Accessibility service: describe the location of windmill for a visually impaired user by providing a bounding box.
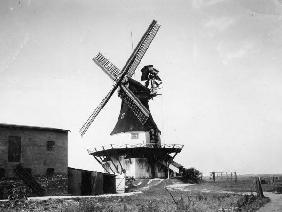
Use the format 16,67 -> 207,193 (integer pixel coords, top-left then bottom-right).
79,20 -> 160,136
80,20 -> 183,179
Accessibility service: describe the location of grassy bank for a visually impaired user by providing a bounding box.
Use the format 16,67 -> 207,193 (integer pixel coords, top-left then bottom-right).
0,178 -> 270,212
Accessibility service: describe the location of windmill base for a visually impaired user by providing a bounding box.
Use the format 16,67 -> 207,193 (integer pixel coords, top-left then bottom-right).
89,144 -> 183,179
104,157 -> 169,179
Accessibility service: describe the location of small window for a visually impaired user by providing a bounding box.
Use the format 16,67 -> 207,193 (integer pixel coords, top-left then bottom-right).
131,132 -> 139,139
8,136 -> 21,162
46,141 -> 55,151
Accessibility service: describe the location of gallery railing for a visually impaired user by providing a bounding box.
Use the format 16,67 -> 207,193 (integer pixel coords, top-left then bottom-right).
87,143 -> 184,154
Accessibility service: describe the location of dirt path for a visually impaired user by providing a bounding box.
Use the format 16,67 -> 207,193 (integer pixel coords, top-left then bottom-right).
256,192 -> 282,212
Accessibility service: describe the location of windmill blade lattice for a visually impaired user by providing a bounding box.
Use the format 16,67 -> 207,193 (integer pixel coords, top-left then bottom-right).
126,21 -> 160,78
93,53 -> 120,82
120,84 -> 150,124
79,86 -> 116,136
93,52 -> 151,124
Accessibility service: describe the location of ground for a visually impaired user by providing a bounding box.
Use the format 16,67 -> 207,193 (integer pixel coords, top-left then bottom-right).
256,192 -> 282,212
0,177 -> 273,212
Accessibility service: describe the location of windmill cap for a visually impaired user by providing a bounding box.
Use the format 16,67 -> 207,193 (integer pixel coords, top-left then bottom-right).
141,65 -> 159,73
144,65 -> 153,68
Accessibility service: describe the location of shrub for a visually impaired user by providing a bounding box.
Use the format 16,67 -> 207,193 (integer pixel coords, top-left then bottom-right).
181,168 -> 202,184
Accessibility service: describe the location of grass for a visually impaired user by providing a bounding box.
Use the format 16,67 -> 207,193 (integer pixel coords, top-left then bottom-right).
0,177 -> 271,212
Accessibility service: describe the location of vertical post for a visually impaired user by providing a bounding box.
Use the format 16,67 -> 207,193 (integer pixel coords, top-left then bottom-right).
167,162 -> 170,179
116,155 -> 125,174
234,172 -> 237,183
255,177 -> 264,198
212,172 -> 215,182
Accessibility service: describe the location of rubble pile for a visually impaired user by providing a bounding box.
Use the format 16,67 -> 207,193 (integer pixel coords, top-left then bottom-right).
36,174 -> 68,196
0,174 -> 68,199
0,178 -> 32,200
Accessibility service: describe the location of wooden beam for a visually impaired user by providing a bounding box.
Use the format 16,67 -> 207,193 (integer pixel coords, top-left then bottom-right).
116,155 -> 125,173
93,156 -> 110,174
99,156 -> 115,174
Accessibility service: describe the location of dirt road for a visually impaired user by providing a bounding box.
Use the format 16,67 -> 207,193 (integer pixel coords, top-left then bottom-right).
257,192 -> 282,212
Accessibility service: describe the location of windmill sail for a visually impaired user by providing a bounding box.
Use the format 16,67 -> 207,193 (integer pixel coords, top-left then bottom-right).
126,20 -> 160,78
80,20 -> 160,136
93,53 -> 120,82
93,52 -> 152,124
94,20 -> 160,82
120,85 -> 150,124
111,78 -> 160,135
79,86 -> 116,136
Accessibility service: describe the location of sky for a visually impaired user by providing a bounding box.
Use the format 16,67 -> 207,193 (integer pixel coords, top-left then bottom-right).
1,0 -> 282,175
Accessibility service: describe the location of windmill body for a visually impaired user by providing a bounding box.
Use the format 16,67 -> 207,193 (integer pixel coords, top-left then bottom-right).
81,20 -> 183,179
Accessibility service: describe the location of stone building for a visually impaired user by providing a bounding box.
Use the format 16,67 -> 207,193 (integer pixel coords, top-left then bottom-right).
0,123 -> 68,178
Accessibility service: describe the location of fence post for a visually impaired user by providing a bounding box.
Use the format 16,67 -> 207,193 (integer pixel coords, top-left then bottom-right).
212,172 -> 215,182
255,177 -> 264,198
167,162 -> 170,179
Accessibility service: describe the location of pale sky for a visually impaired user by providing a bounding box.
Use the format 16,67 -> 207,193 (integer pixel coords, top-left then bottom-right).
1,0 -> 282,175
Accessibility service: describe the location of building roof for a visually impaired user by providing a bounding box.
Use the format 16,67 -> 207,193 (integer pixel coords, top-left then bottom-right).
0,123 -> 69,133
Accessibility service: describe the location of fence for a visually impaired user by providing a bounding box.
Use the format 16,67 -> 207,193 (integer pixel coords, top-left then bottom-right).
209,171 -> 238,182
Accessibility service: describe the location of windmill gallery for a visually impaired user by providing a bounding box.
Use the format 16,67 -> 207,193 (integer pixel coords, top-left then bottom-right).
0,20 -> 185,197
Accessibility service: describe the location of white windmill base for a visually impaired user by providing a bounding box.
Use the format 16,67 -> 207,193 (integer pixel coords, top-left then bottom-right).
88,144 -> 183,179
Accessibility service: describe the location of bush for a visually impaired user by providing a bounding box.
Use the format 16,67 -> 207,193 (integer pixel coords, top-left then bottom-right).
181,168 -> 202,184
